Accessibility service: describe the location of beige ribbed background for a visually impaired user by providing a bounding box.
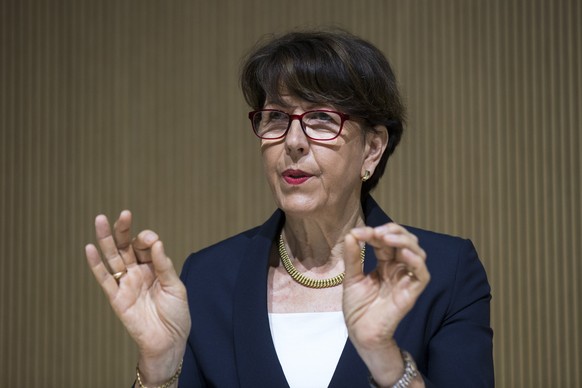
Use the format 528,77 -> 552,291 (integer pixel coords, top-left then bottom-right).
1,0 -> 580,386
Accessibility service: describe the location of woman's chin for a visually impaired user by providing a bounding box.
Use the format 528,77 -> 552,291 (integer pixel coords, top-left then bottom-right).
276,194 -> 322,216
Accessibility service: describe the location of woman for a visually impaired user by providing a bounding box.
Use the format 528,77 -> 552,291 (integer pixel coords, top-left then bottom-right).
86,29 -> 493,387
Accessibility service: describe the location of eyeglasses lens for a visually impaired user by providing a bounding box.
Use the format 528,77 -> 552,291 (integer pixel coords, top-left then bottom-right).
252,110 -> 343,140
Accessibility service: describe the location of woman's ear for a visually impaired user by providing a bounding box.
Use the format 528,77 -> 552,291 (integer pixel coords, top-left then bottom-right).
363,125 -> 389,174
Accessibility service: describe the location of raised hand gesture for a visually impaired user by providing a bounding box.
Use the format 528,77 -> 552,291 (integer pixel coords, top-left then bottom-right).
85,211 -> 190,386
342,223 -> 429,387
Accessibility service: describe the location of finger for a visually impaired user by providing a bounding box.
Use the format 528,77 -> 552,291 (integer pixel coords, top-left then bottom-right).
343,232 -> 366,282
113,210 -> 137,266
85,243 -> 119,300
378,224 -> 423,254
351,226 -> 398,266
380,233 -> 426,260
95,215 -> 127,273
378,241 -> 425,284
349,226 -> 375,242
150,241 -> 181,288
351,224 -> 401,251
351,224 -> 426,265
391,275 -> 420,313
363,223 -> 425,261
398,248 -> 430,285
132,230 -> 159,264
389,250 -> 431,314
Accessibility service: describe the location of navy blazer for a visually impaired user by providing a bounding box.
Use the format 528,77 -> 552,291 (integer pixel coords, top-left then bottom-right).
178,197 -> 494,387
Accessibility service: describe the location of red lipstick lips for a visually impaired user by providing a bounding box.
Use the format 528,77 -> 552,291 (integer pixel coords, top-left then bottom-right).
282,169 -> 313,185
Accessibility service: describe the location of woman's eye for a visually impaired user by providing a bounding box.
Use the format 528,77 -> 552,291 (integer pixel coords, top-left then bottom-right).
310,112 -> 333,121
305,111 -> 342,125
268,111 -> 288,121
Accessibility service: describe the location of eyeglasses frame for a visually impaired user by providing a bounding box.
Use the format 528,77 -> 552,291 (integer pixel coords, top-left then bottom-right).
248,109 -> 351,141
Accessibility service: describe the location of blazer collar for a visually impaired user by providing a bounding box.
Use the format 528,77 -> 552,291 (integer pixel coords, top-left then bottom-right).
233,196 -> 392,387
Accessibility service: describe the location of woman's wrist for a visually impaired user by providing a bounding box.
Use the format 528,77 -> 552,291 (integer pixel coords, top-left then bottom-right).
363,344 -> 405,386
136,346 -> 186,387
136,358 -> 183,388
368,350 -> 420,388
354,338 -> 423,387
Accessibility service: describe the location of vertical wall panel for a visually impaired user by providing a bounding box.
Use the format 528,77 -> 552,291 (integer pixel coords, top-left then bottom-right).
0,0 -> 580,386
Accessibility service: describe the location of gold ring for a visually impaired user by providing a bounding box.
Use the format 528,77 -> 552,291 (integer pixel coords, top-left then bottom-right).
112,270 -> 128,283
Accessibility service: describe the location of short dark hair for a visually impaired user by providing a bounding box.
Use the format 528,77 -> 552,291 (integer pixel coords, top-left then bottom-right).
240,28 -> 405,197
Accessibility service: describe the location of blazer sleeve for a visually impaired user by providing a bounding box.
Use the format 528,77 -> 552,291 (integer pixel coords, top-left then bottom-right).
423,239 -> 494,388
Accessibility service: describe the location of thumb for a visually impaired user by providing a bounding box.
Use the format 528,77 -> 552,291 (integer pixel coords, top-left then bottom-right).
150,240 -> 181,288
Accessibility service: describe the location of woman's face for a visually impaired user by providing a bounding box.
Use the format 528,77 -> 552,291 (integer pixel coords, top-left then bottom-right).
259,95 -> 387,220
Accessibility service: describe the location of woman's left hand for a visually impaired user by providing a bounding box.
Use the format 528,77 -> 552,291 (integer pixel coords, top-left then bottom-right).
342,223 -> 429,385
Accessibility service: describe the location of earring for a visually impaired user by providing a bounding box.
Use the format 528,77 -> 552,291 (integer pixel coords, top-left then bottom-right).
361,170 -> 371,182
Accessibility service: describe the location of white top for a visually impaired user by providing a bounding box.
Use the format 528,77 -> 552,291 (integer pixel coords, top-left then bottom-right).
268,311 -> 348,388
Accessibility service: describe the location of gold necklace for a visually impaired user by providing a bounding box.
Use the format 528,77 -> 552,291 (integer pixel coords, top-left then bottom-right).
278,234 -> 365,289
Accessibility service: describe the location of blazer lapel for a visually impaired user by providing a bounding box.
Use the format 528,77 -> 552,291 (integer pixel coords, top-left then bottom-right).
233,210 -> 289,387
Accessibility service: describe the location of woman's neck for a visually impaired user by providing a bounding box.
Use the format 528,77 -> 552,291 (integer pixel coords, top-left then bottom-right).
281,202 -> 365,270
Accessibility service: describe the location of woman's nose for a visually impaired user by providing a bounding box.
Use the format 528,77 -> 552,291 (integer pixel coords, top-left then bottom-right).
284,120 -> 309,155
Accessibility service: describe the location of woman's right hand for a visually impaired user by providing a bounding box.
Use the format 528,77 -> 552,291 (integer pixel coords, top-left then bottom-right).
85,210 -> 191,385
